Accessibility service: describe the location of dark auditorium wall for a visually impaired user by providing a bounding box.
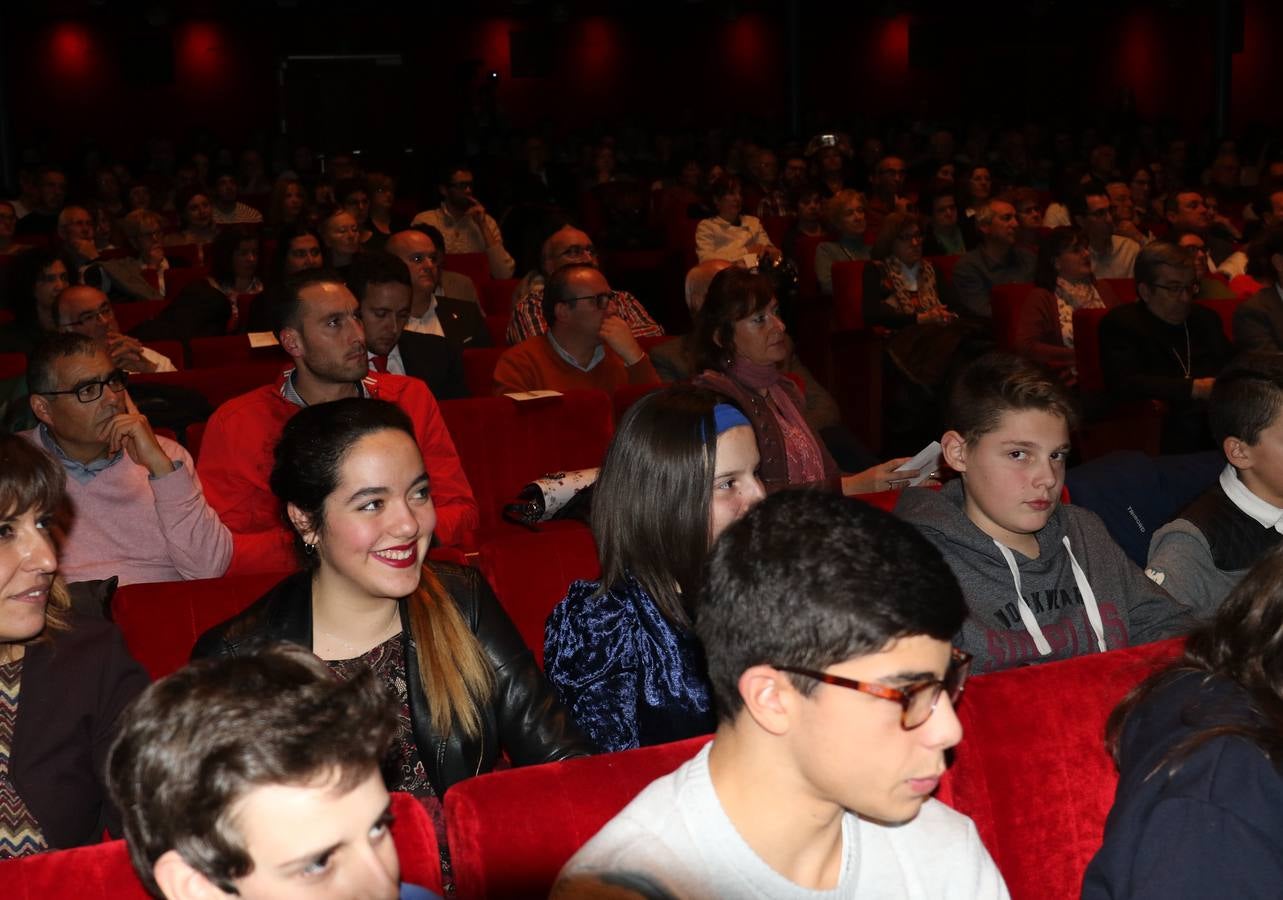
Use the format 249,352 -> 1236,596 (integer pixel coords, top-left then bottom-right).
5,1 -> 1282,161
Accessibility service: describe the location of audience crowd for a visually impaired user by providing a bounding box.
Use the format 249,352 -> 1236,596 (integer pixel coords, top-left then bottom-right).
8,111 -> 1283,898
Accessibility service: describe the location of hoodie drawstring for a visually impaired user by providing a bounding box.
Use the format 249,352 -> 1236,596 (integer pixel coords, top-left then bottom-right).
994,536 -> 1107,658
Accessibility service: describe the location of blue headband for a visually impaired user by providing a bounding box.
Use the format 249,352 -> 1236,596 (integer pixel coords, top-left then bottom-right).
713,403 -> 750,435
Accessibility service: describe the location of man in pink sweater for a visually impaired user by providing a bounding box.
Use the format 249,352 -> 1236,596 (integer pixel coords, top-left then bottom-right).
493,264 -> 659,396
22,333 -> 232,585
198,269 -> 478,575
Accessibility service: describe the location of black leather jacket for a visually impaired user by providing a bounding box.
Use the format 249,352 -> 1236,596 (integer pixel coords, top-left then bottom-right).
190,563 -> 594,795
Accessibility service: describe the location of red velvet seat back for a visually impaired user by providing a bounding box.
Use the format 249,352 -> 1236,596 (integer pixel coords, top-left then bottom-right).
189,334 -> 289,369
162,266 -> 210,300
611,382 -> 663,424
1097,277 -> 1137,304
480,278 -> 521,316
990,282 -> 1036,351
112,572 -> 289,679
113,300 -> 169,335
831,259 -> 868,331
446,736 -> 711,900
440,391 -> 615,547
1072,307 -> 1111,393
1196,296 -> 1243,341
444,252 -> 492,291
462,347 -> 506,397
939,638 -> 1182,900
0,793 -> 442,898
131,360 -> 286,411
477,528 -> 600,666
926,253 -> 961,287
484,313 -> 510,347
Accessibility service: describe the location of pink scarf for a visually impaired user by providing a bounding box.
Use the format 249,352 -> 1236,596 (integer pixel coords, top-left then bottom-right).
728,356 -> 826,485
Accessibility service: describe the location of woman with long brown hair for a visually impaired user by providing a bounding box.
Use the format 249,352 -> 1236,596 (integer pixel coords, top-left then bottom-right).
1083,544 -> 1283,896
192,398 -> 589,805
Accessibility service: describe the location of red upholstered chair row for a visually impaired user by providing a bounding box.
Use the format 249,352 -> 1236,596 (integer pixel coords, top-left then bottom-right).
485,313 -> 510,347
478,527 -> 600,667
440,390 -> 615,548
0,792 -> 444,899
113,299 -> 169,335
188,333 -> 289,369
1097,277 -> 1137,304
112,572 -> 288,680
926,253 -> 960,287
131,360 -> 287,411
445,735 -> 712,900
444,252 -> 493,291
444,638 -> 1180,900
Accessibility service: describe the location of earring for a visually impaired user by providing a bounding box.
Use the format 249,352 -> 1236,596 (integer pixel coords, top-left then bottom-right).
304,542 -> 316,555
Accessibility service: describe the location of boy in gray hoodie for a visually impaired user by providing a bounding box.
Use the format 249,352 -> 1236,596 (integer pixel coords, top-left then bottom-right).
896,353 -> 1191,674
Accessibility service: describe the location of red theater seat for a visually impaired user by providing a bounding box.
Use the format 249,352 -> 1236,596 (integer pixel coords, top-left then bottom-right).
485,314 -> 509,347
0,352 -> 27,380
830,259 -> 868,331
611,382 -> 662,423
478,528 -> 600,666
444,252 -> 493,291
446,735 -> 711,900
112,572 -> 289,679
940,638 -> 1180,900
1197,295 -> 1244,341
795,233 -> 830,300
163,265 -> 210,300
131,360 -> 286,413
462,347 -> 506,397
114,300 -> 169,335
1097,277 -> 1137,304
481,278 -> 520,316
0,792 -> 443,899
927,253 -> 961,287
188,334 -> 289,369
140,339 -> 185,370
990,282 -> 1036,351
440,391 -> 615,547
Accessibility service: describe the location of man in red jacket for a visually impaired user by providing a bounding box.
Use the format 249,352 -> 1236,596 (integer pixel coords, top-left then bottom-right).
198,269 -> 478,574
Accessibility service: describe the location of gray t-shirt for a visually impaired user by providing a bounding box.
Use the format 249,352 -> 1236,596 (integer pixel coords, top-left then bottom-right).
551,744 -> 1009,900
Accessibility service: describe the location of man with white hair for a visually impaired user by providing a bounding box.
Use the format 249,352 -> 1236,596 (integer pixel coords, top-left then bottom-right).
951,199 -> 1035,318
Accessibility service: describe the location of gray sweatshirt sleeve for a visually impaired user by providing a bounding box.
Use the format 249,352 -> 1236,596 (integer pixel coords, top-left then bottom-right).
1107,526 -> 1195,645
1145,520 -> 1241,622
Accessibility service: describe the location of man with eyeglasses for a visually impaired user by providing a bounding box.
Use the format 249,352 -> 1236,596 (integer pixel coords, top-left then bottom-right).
56,285 -> 176,373
506,222 -> 663,345
493,263 -> 657,396
865,155 -> 911,234
410,164 -> 515,279
1101,241 -> 1232,453
385,228 -> 490,348
554,491 -> 1007,899
1073,180 -> 1140,279
20,332 -> 232,585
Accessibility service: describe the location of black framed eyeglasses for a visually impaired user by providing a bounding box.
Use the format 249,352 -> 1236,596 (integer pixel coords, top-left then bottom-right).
566,292 -> 612,310
60,302 -> 115,328
775,647 -> 972,730
40,369 -> 128,403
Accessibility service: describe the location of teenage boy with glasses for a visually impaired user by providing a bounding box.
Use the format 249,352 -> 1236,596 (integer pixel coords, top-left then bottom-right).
21,332 -> 231,585
554,490 -> 1008,899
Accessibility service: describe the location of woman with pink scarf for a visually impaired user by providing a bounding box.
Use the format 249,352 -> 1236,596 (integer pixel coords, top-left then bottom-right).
692,267 -> 914,495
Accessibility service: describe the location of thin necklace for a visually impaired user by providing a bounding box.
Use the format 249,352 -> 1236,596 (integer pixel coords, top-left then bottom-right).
1170,322 -> 1192,379
315,606 -> 401,658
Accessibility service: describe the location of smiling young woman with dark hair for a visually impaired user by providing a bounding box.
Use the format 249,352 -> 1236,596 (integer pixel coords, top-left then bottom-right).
193,399 -> 591,845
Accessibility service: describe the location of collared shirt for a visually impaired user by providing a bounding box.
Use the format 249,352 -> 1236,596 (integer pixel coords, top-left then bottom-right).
280,369 -> 370,409
368,345 -> 406,376
506,286 -> 663,345
1220,464 -> 1283,532
1090,235 -> 1141,280
546,332 -> 604,373
37,423 -> 122,485
404,298 -> 445,337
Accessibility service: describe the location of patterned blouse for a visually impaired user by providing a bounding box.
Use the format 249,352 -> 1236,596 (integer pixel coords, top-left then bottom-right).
0,658 -> 48,859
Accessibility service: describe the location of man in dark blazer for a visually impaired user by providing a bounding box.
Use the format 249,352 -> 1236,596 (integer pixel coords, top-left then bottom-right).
386,227 -> 491,349
347,251 -> 468,400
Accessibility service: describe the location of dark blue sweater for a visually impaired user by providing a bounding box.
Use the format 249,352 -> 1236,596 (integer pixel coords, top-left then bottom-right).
1082,670 -> 1283,898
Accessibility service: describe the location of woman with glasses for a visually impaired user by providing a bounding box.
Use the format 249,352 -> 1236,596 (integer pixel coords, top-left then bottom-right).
1016,227 -> 1124,383
692,267 -> 917,493
545,387 -> 765,752
0,434 -> 149,858
1084,545 -> 1283,898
